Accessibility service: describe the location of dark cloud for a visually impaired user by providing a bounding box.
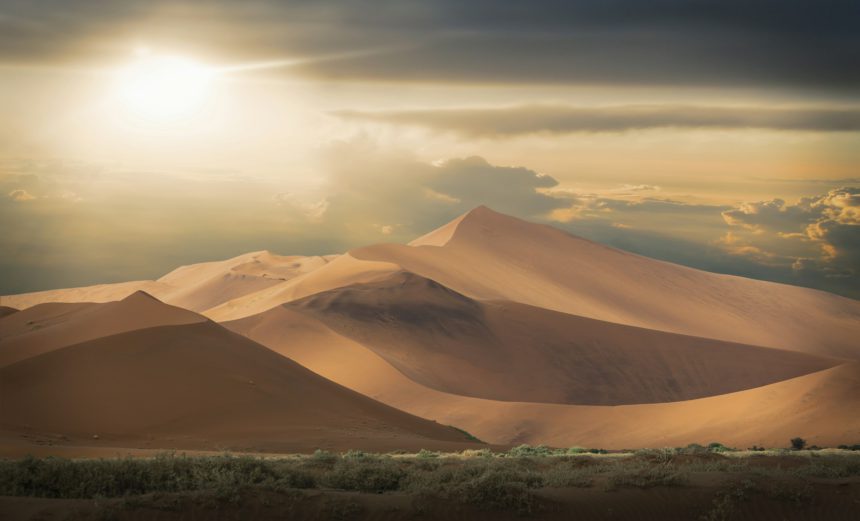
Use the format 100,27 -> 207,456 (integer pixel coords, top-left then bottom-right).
1,1 -> 858,93
334,105 -> 860,137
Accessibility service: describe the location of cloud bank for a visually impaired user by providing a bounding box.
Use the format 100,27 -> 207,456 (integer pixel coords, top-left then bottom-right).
334,105 -> 860,137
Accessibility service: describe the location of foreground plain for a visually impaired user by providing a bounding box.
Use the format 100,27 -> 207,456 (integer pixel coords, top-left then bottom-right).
1,448 -> 859,520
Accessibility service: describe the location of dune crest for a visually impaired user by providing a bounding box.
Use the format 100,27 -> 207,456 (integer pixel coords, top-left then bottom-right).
351,206 -> 860,359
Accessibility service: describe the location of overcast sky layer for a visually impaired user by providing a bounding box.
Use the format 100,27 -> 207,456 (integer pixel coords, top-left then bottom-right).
1,1 -> 858,298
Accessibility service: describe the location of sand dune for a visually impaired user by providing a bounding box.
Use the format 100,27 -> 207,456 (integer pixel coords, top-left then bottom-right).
0,291 -> 204,368
0,296 -> 482,453
0,251 -> 337,313
282,271 -> 839,404
226,307 -> 860,448
156,251 -> 338,312
0,280 -> 173,311
204,253 -> 401,321
0,306 -> 18,319
3,206 -> 858,450
349,206 -> 860,359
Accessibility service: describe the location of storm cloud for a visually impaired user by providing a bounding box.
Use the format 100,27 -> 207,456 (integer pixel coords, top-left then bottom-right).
1,0 -> 858,93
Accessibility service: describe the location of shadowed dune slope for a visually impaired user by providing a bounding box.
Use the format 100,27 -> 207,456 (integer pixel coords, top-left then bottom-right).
0,251 -> 338,313
349,206 -> 860,359
279,271 -> 839,405
0,306 -> 18,319
226,307 -> 860,448
0,304 -> 482,453
0,292 -> 204,368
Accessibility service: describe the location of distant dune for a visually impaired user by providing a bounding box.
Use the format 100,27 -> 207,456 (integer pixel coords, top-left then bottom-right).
0,294 -> 483,453
3,206 -> 859,452
0,306 -> 18,319
0,251 -> 338,313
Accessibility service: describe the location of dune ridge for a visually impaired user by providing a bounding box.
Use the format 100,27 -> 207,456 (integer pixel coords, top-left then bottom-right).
0,251 -> 338,313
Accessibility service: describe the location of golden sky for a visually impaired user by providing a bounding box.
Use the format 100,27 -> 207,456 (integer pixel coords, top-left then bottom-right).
1,1 -> 859,297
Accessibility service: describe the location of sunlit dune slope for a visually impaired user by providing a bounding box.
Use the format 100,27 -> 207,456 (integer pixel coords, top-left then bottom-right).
203,253 -> 401,321
0,251 -> 337,313
226,307 -> 860,448
350,206 -> 860,359
279,271 -> 840,405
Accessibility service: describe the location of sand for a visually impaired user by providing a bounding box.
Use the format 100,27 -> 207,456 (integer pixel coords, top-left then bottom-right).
0,292 -> 204,368
0,251 -> 338,314
282,271 -> 840,405
3,206 -> 859,451
0,295 -> 482,454
350,207 -> 860,359
227,306 -> 860,448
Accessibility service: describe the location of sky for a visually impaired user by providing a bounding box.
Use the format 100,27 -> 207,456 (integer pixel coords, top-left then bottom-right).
1,0 -> 859,298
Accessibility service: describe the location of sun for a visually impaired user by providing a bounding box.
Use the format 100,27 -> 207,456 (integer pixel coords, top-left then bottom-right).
113,53 -> 215,122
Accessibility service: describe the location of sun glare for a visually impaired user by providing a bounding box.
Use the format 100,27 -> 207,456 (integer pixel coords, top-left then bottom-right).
113,54 -> 215,122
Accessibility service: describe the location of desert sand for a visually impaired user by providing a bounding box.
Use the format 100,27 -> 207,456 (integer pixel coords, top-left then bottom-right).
280,271 -> 839,405
226,304 -> 860,448
2,206 -> 859,453
0,251 -> 338,313
0,294 -> 482,453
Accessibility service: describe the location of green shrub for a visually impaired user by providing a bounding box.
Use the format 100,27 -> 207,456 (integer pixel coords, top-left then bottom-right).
507,444 -> 552,457
790,437 -> 807,451
416,449 -> 440,459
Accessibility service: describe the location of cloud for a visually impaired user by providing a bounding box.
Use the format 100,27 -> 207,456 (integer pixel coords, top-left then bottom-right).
311,142 -> 567,240
0,1 -> 857,93
334,105 -> 860,137
722,187 -> 860,278
7,189 -> 35,201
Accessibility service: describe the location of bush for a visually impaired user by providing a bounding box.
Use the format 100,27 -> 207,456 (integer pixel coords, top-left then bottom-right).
708,443 -> 733,453
460,449 -> 492,459
454,468 -> 542,514
322,459 -> 405,493
605,465 -> 687,490
507,444 -> 552,457
790,437 -> 807,451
